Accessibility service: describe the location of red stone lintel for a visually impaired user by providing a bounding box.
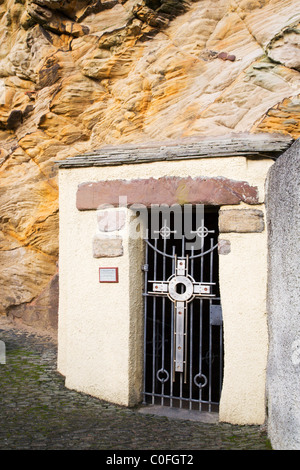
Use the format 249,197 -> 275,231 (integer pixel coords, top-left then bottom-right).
76,176 -> 259,210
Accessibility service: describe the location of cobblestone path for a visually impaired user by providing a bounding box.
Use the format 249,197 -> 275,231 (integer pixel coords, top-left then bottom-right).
0,321 -> 271,451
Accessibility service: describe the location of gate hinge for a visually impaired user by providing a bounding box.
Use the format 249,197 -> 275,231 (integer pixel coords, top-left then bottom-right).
142,264 -> 149,272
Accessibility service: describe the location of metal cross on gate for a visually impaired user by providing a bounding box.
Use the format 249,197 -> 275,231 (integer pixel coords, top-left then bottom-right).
149,255 -> 215,381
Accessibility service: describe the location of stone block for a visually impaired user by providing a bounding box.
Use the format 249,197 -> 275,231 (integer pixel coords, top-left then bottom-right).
97,209 -> 126,232
77,176 -> 259,210
93,234 -> 123,258
219,209 -> 264,233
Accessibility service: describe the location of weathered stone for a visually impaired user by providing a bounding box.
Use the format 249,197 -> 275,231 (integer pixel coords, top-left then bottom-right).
28,3 -> 90,37
97,209 -> 126,232
0,247 -> 57,314
157,0 -> 189,18
217,51 -> 236,61
219,209 -> 265,233
7,272 -> 59,330
77,176 -> 259,210
0,0 -> 300,330
145,0 -> 161,10
92,234 -> 123,258
132,4 -> 169,28
218,238 -> 231,255
253,95 -> 300,137
49,73 -> 106,117
31,0 -> 85,18
266,24 -> 300,71
32,0 -> 119,21
6,109 -> 23,129
38,59 -> 61,88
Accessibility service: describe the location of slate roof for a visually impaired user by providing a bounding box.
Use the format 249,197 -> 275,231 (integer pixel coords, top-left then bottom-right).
57,133 -> 294,168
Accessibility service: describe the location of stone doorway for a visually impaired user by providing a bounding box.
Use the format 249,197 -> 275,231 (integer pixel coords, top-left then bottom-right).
142,206 -> 223,412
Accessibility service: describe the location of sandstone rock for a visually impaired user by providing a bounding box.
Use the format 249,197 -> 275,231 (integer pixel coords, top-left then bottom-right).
28,3 -> 90,37
49,73 -> 106,117
132,3 -> 170,28
6,109 -> 23,129
266,24 -> 300,71
7,272 -> 59,330
38,112 -> 90,144
31,0 -> 118,21
0,246 -> 57,313
253,94 -> 300,137
0,0 -> 300,329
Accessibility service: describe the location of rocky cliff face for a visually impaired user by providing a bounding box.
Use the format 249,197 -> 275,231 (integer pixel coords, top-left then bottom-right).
0,0 -> 299,330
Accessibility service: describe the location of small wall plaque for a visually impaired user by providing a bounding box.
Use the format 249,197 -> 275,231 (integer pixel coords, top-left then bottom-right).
99,267 -> 119,283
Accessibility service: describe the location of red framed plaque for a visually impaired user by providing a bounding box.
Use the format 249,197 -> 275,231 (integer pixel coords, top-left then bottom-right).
99,267 -> 119,283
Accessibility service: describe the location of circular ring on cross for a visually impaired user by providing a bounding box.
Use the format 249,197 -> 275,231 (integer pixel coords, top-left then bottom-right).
168,275 -> 195,302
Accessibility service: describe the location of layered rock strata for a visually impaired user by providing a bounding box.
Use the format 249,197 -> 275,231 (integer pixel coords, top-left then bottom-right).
0,0 -> 299,329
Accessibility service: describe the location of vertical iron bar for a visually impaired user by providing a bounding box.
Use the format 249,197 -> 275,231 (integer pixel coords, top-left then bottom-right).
179,236 -> 185,408
152,238 -> 158,404
170,246 -> 176,407
181,235 -> 185,258
184,259 -> 188,385
189,247 -> 194,410
143,240 -> 149,404
208,237 -> 214,411
198,233 -> 204,411
161,236 -> 167,406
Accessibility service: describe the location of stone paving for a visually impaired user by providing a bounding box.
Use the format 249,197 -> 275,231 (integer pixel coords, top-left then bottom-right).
0,319 -> 272,451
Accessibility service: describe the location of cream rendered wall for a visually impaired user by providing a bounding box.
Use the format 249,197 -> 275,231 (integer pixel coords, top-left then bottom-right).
218,205 -> 269,425
58,196 -> 144,406
58,156 -> 273,420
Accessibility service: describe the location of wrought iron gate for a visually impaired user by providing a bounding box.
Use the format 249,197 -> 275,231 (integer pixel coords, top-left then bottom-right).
142,208 -> 223,411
